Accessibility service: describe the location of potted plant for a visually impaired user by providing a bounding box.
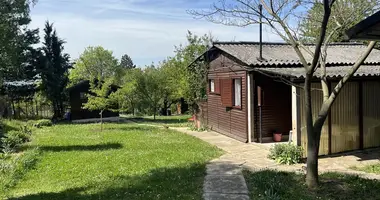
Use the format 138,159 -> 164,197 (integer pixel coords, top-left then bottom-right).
272,130 -> 282,142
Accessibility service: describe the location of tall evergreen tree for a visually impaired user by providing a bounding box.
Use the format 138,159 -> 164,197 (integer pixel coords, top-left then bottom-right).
40,21 -> 71,120
120,54 -> 135,69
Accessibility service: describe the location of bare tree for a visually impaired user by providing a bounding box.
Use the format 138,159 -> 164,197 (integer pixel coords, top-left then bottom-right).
189,0 -> 378,188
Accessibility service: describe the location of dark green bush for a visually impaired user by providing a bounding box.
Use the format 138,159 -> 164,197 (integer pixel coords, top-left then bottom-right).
0,129 -> 32,153
33,119 -> 52,128
268,143 -> 303,165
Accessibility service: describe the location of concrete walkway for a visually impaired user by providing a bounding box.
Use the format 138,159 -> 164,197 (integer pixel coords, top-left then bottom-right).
203,161 -> 250,200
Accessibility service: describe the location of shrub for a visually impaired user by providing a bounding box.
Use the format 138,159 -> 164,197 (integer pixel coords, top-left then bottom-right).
33,119 -> 52,128
268,143 -> 303,165
1,131 -> 27,153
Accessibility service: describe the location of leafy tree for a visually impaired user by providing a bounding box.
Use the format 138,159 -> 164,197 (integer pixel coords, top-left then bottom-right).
135,66 -> 163,120
0,0 -> 39,83
300,0 -> 379,43
39,21 -> 71,120
160,31 -> 213,113
112,68 -> 142,115
69,46 -> 120,85
83,79 -> 116,131
120,54 -> 136,69
191,0 -> 378,188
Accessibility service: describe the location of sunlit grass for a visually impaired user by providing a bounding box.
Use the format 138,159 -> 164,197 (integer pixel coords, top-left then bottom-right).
5,122 -> 222,200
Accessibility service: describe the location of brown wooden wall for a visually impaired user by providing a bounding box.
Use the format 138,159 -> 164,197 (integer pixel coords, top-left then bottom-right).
254,73 -> 292,138
207,53 -> 248,142
299,80 -> 380,156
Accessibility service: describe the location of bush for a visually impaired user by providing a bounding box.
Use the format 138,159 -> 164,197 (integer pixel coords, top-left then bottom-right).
1,131 -> 28,153
268,143 -> 303,165
33,119 -> 52,128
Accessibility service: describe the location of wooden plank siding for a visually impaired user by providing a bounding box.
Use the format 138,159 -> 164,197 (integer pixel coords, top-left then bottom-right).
362,80 -> 380,148
254,73 -> 292,139
207,53 -> 248,142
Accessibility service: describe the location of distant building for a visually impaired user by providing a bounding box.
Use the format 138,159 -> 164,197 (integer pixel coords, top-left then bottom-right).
67,80 -> 119,120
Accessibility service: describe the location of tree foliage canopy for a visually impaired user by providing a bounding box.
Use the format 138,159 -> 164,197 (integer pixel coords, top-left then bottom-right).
69,46 -> 121,85
300,0 -> 380,42
120,54 -> 135,69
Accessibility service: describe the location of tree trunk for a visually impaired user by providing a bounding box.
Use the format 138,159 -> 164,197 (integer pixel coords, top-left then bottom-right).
153,106 -> 156,120
100,110 -> 103,131
304,74 -> 319,188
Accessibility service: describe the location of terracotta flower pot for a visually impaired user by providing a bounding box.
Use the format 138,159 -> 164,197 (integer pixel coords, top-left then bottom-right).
273,133 -> 282,142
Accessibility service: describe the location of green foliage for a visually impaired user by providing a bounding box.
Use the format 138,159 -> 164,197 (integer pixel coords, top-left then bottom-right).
83,79 -> 117,125
120,54 -> 135,69
1,131 -> 25,154
32,119 -> 53,128
112,68 -> 142,115
351,164 -> 380,174
134,66 -> 164,119
0,148 -> 40,196
69,46 -> 121,85
0,0 -> 39,84
39,21 -> 71,119
268,143 -> 303,165
300,0 -> 379,43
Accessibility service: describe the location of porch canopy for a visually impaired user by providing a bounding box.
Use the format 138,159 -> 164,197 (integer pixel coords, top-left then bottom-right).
345,11 -> 380,41
255,65 -> 380,78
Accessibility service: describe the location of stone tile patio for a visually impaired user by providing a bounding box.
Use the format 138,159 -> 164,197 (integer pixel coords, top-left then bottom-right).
174,127 -> 380,179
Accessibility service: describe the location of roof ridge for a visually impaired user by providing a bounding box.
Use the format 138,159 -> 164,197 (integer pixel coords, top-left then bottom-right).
213,41 -> 365,46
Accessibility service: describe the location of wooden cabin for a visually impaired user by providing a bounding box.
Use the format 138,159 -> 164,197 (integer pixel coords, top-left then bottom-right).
67,80 -> 119,120
194,42 -> 380,156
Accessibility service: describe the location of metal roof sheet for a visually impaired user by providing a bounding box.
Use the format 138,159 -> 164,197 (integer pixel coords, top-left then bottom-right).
213,42 -> 380,66
256,65 -> 380,78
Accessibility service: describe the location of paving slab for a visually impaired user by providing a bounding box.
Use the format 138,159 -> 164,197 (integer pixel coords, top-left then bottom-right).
204,175 -> 248,194
203,193 -> 250,200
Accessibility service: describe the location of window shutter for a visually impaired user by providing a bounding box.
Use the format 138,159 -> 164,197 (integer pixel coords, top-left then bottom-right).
221,79 -> 233,107
215,79 -> 220,94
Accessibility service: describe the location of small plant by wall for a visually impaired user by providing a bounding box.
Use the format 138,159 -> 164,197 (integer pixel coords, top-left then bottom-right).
268,143 -> 303,165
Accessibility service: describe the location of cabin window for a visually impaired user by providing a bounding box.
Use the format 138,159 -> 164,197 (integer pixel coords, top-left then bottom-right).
209,79 -> 215,93
233,79 -> 242,107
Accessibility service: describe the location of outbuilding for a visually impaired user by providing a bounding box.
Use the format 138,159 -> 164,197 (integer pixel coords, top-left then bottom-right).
195,41 -> 380,155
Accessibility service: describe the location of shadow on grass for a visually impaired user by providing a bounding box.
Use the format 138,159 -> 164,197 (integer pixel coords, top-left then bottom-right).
106,126 -> 155,132
130,117 -> 189,125
8,163 -> 206,200
243,169 -> 380,200
39,143 -> 123,152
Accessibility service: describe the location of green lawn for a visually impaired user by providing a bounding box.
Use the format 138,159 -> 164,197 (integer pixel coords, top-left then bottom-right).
4,122 -> 222,200
124,115 -> 192,127
243,170 -> 380,200
351,164 -> 380,174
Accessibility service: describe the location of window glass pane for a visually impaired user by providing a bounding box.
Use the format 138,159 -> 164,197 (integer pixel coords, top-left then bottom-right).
234,79 -> 241,106
210,80 -> 215,92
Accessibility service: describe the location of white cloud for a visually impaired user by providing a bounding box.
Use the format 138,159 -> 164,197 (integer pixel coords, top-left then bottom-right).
30,0 -> 282,66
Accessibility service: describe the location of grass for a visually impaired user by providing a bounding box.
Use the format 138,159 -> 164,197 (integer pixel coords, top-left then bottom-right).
243,169 -> 380,200
124,114 -> 192,127
351,164 -> 380,174
3,122 -> 222,200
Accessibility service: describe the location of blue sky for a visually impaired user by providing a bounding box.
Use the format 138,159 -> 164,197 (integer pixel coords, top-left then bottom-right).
30,0 -> 282,66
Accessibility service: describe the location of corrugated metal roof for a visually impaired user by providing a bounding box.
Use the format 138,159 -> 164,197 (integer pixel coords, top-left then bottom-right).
256,65 -> 380,78
214,42 -> 380,66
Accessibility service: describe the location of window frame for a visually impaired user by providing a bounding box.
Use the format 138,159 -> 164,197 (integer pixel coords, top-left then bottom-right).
232,78 -> 242,109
